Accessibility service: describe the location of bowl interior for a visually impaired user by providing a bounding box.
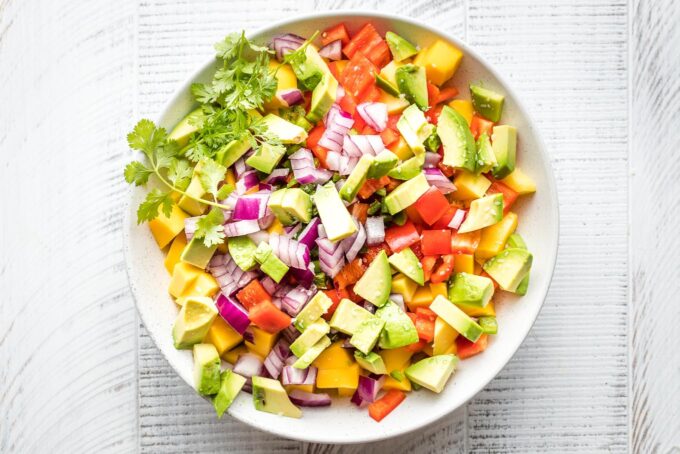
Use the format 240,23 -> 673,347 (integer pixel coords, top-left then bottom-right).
124,11 -> 559,444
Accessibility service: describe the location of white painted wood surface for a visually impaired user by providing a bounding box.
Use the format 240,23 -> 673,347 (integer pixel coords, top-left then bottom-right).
1,0 -> 678,452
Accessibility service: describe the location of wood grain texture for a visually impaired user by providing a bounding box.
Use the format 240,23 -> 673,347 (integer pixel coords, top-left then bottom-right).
630,1 -> 680,452
0,0 -> 138,452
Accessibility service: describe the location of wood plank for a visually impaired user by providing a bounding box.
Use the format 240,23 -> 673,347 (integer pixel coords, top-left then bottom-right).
630,0 -> 680,452
0,0 -> 138,452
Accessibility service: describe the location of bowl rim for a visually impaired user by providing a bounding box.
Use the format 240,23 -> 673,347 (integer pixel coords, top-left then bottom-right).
123,9 -> 560,444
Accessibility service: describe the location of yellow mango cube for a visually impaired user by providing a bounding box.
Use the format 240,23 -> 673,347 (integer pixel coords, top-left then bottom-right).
168,262 -> 203,298
184,272 -> 219,298
422,345 -> 433,356
149,204 -> 189,249
313,341 -> 354,370
453,171 -> 492,200
205,317 -> 243,356
414,40 -> 463,86
407,286 -> 434,311
391,273 -> 419,303
448,99 -> 474,125
500,168 -> 537,195
264,62 -> 299,111
223,345 -> 248,364
383,374 -> 412,391
164,234 -> 187,274
390,137 -> 415,161
453,254 -> 475,274
245,326 -> 278,358
333,60 -> 349,74
433,317 -> 459,355
337,388 -> 355,397
225,168 -> 236,188
267,218 -> 285,235
285,384 -> 315,394
476,212 -> 518,260
380,347 -> 414,391
429,283 -> 448,299
316,364 -> 360,389
457,300 -> 496,317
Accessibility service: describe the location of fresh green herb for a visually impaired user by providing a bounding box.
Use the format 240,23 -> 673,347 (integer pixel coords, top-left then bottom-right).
424,128 -> 441,153
367,200 -> 382,215
194,207 -> 226,247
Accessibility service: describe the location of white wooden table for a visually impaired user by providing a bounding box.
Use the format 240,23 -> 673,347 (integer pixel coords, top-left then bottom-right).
1,0 -> 679,452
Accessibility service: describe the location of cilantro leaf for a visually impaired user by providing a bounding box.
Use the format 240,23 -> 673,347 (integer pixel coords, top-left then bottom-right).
191,83 -> 216,104
194,207 -> 225,247
167,158 -> 192,191
127,119 -> 167,159
197,158 -> 226,196
214,33 -> 243,60
124,161 -> 153,186
137,189 -> 173,224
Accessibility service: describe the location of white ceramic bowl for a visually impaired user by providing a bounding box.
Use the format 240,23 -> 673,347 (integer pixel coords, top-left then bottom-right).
124,11 -> 559,445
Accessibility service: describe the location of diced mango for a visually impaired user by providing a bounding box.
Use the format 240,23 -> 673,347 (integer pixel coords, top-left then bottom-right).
149,204 -> 189,249
391,273 -> 419,303
383,374 -> 412,391
453,254 -> 475,274
225,168 -> 236,188
168,262 -> 203,298
429,283 -> 448,299
500,168 -> 536,195
407,286 -> 434,311
205,317 -> 243,356
316,363 -> 360,389
223,345 -> 248,364
184,272 -> 220,298
453,171 -> 492,200
337,387 -> 355,397
245,326 -> 278,358
267,218 -> 285,235
264,62 -> 299,110
422,345 -> 433,356
313,341 -> 354,370
333,60 -> 349,75
217,242 -> 228,254
390,137 -> 415,161
474,262 -> 483,274
414,40 -> 463,86
285,384 -> 315,394
448,99 -> 474,125
380,347 -> 414,391
433,317 -> 459,355
164,234 -> 187,274
457,300 -> 496,317
476,212 -> 519,260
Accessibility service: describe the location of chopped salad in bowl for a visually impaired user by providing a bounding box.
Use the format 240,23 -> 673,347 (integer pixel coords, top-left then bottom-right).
125,19 -> 538,425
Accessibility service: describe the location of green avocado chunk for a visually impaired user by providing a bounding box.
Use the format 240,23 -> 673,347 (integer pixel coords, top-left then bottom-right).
397,104 -> 434,155
227,236 -> 257,271
260,114 -> 308,144
448,272 -> 494,307
490,125 -> 517,179
377,61 -> 404,96
350,317 -> 386,355
437,105 -> 477,172
313,182 -> 357,242
385,31 -> 419,62
253,241 -> 289,283
169,107 -> 204,147
430,295 -> 483,342
387,152 -> 424,180
478,316 -> 498,334
388,247 -> 424,285
457,193 -> 503,233
482,248 -> 532,293
181,236 -> 218,269
306,72 -> 338,123
193,343 -> 221,395
178,162 -> 208,216
252,376 -> 302,418
213,369 -> 246,418
354,351 -> 388,375
475,132 -> 497,174
396,64 -> 428,110
354,250 -> 392,307
368,150 -> 399,179
375,299 -> 419,349
172,296 -> 218,349
290,44 -> 331,91
290,319 -> 330,357
505,233 -> 530,295
340,154 -> 374,202
470,84 -> 505,122
246,142 -> 286,174
292,335 -> 331,369
329,299 -> 374,334
383,172 -> 430,215
294,291 -> 334,332
405,354 -> 458,393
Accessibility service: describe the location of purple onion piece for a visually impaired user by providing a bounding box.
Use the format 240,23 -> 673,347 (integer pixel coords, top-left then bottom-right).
318,39 -> 342,60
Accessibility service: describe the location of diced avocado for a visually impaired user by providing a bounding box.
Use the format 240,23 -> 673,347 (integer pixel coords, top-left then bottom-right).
193,343 -> 221,395
383,172 -> 430,214
290,44 -> 331,91
458,193 -> 503,233
329,299 -> 374,334
313,182 -> 357,242
368,150 -> 399,179
479,316 -> 498,334
180,236 -> 218,269
396,64 -> 428,110
339,154 -> 373,202
216,136 -> 252,168
169,107 -> 204,147
290,319 -> 330,357
227,236 -> 257,271
354,351 -> 388,375
475,132 -> 497,174
430,295 -> 483,342
282,188 -> 312,223
491,125 -> 517,179
396,104 -> 434,154
379,61 -> 404,91
268,189 -> 295,225
433,317 -> 458,356
178,166 -> 207,216
385,31 -> 419,62
405,354 -> 458,393
260,114 -> 308,144
292,335 -> 331,369
172,296 -> 218,349
388,247 -> 424,285
306,72 -> 338,123
354,250 -> 392,306
279,105 -> 313,132
246,142 -> 286,174
379,88 -> 410,114
376,300 -> 419,349
254,241 -> 289,283
424,128 -> 442,153
387,152 -> 424,180
213,369 -> 246,418
470,84 -> 505,122
350,317 -> 386,354
448,272 -> 494,307
505,233 -> 529,295
294,291 -> 333,332
376,74 -> 400,97
252,376 -> 302,418
483,248 -> 532,293
437,105 -> 476,172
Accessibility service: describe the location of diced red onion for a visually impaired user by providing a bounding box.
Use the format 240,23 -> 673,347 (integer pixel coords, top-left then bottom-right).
340,218 -> 366,262
248,229 -> 270,245
290,148 -> 333,184
222,191 -> 239,209
260,276 -> 278,295
424,168 -> 457,194
363,301 -> 377,314
281,285 -> 316,316
236,170 -> 260,194
276,88 -> 304,107
257,212 -> 275,230
351,375 -> 384,406
343,134 -> 384,157
263,339 -> 291,379
210,253 -> 256,295
317,223 -> 327,239
242,326 -> 255,343
424,152 -> 442,168
184,216 -> 200,241
269,234 -> 310,269
214,293 -> 250,334
281,365 -> 317,385
318,39 -> 342,60
285,222 -> 302,237
316,237 -> 345,278
448,209 -> 467,230
365,216 -> 385,246
281,324 -> 301,343
233,158 -> 250,180
289,390 -> 332,407
274,284 -> 294,298
339,156 -> 359,175
233,192 -> 270,220
390,293 -> 406,313
319,107 -> 354,152
289,264 -> 315,288
242,377 -> 253,394
297,217 -> 321,249
336,84 -> 345,102
263,168 -> 289,184
224,219 -> 261,237
270,33 -> 305,61
325,151 -> 342,171
233,353 -> 263,378
357,102 -> 388,132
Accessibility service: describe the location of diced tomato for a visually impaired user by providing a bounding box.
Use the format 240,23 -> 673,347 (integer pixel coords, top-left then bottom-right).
306,125 -> 329,168
404,205 -> 424,225
437,161 -> 456,178
425,104 -> 443,125
415,186 -> 451,225
416,307 -> 437,320
368,389 -> 406,422
386,114 -> 400,131
380,127 -> 400,147
415,308 -> 436,342
343,23 -> 390,68
322,23 -> 350,46
339,91 -> 358,115
322,288 -> 345,319
427,83 -> 440,107
340,51 -> 378,100
420,256 -> 437,282
456,334 -> 489,359
358,176 -> 389,199
450,231 -> 481,255
362,242 -> 391,266
410,242 -> 424,260
328,61 -> 344,80
470,114 -> 495,140
334,259 -> 367,289
236,280 -> 271,311
405,340 -> 428,353
385,177 -> 401,192
435,87 -> 459,105
248,300 -> 291,334
385,221 -> 420,253
350,202 -> 369,224
430,254 -> 454,284
430,206 -> 458,229
360,84 -> 383,103
486,181 -> 518,214
421,229 -> 452,256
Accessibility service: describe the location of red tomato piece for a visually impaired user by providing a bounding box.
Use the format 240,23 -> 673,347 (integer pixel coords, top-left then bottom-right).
340,52 -> 378,100
384,220 -> 420,253
415,186 -> 451,225
415,308 -> 436,342
430,206 -> 459,229
421,229 -> 452,256
434,87 -> 459,104
322,23 -> 350,46
427,82 -> 440,107
425,104 -> 443,125
368,390 -> 406,422
343,23 -> 390,67
470,114 -> 495,140
430,254 -> 454,284
248,300 -> 291,334
380,127 -> 400,147
421,256 -> 437,282
236,280 -> 271,311
486,181 -> 518,214
456,334 -> 489,359
450,231 -> 481,255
